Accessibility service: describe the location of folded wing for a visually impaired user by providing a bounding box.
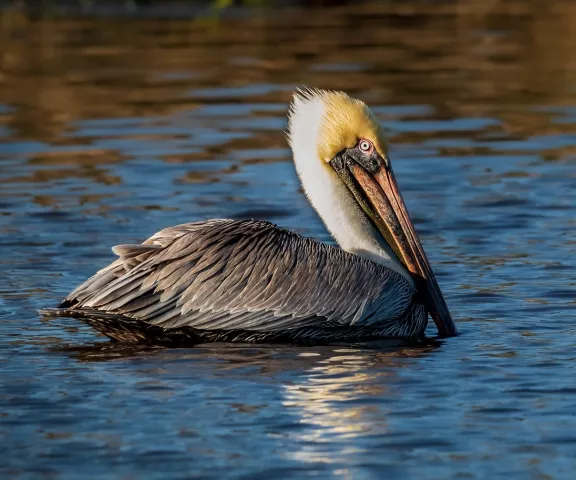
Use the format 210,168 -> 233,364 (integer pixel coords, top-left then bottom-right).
61,219 -> 415,332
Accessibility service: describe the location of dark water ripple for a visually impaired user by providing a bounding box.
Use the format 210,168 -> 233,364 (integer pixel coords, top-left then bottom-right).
1,2 -> 576,479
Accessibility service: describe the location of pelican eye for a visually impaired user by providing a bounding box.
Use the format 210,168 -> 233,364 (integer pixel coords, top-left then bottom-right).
358,139 -> 374,154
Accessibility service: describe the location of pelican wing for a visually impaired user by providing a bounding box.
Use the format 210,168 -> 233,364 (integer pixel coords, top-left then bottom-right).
62,219 -> 415,331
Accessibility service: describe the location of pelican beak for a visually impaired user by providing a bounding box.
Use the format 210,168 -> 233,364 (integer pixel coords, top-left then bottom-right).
331,153 -> 457,338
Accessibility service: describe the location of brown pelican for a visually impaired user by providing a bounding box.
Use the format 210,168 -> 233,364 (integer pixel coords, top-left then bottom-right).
40,89 -> 457,345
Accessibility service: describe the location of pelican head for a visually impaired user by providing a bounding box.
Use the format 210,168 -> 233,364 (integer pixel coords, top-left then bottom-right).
288,88 -> 457,337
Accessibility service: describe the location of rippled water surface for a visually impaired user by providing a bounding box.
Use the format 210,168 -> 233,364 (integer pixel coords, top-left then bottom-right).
1,2 -> 576,478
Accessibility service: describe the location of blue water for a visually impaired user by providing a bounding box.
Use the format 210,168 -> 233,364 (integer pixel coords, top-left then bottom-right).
1,3 -> 575,478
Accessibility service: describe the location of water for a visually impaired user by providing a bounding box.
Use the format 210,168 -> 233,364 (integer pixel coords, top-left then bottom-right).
1,2 -> 575,478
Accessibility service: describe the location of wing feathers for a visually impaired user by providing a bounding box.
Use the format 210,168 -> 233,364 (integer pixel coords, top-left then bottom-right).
62,219 -> 415,332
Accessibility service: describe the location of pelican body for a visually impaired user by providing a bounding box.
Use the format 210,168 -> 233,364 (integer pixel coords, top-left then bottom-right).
41,89 -> 457,345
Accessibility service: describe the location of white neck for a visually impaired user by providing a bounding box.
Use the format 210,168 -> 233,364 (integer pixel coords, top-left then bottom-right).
288,95 -> 412,283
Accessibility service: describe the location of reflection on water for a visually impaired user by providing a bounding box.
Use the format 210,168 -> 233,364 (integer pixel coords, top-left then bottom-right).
1,1 -> 576,478
281,348 -> 413,465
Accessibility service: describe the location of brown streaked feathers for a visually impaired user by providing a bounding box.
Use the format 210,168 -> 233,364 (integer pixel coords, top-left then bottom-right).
40,220 -> 426,344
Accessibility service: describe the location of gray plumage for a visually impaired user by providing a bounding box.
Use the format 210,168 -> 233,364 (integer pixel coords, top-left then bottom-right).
40,219 -> 427,345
